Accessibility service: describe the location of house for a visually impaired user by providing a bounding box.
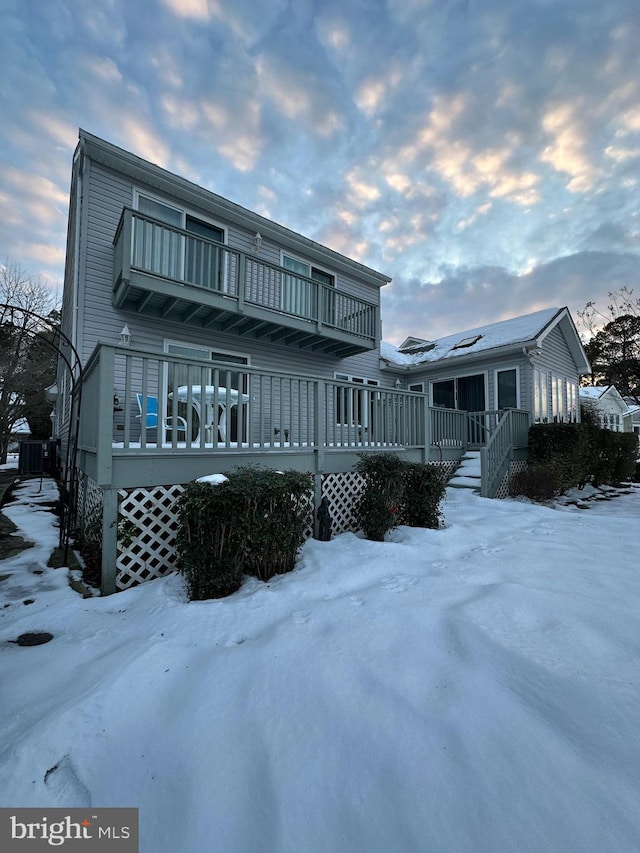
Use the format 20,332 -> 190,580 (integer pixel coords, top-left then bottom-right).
54,130 -> 590,594
380,307 -> 590,430
579,385 -> 630,432
623,399 -> 640,446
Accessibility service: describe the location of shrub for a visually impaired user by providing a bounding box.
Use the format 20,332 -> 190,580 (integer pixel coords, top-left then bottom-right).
355,454 -> 447,539
401,462 -> 446,528
176,481 -> 243,600
354,453 -> 406,541
176,468 -> 314,597
527,423 -> 638,492
226,467 -> 313,581
508,466 -> 560,501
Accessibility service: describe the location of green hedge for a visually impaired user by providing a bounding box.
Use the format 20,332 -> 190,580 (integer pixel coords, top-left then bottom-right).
176,467 -> 313,599
526,423 -> 637,493
355,453 -> 446,541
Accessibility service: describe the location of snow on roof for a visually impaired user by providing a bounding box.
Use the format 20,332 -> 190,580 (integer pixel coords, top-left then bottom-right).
578,386 -> 609,400
382,307 -> 561,366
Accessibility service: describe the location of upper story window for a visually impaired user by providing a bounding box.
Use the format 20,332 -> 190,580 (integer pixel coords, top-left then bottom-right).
137,195 -> 182,227
133,191 -> 226,289
281,252 -> 335,321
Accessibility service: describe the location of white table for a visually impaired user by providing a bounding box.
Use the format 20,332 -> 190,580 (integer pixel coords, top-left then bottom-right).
174,385 -> 249,441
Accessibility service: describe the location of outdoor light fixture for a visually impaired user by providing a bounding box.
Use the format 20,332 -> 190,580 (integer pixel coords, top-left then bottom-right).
252,232 -> 263,253
119,324 -> 131,346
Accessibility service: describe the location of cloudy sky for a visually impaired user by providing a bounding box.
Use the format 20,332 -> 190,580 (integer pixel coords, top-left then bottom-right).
1,0 -> 639,343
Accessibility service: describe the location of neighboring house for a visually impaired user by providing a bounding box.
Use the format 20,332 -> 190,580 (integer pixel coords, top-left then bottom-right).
623,400 -> 640,445
9,417 -> 31,451
380,307 -> 589,431
55,130 -> 590,593
579,385 -> 629,432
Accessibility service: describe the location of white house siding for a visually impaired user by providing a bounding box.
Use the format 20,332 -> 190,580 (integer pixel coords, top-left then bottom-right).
579,388 -> 629,432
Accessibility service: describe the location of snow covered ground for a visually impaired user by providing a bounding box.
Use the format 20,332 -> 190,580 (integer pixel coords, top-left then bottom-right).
1,469 -> 639,853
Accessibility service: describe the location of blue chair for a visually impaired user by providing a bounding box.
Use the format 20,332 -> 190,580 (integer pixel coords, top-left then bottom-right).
136,394 -> 188,442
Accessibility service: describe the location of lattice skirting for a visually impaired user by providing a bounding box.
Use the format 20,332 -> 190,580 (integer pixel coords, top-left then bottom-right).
322,471 -> 366,535
431,459 -> 459,482
80,460 -> 465,591
116,484 -> 185,590
494,459 -> 529,499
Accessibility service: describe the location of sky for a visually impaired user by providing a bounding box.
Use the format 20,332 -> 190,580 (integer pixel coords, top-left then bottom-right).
1,0 -> 639,343
1,469 -> 640,852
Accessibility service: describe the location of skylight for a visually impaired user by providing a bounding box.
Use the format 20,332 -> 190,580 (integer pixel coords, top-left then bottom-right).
452,334 -> 482,350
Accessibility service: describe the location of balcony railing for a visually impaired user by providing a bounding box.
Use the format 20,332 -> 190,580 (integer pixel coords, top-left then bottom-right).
113,209 -> 378,353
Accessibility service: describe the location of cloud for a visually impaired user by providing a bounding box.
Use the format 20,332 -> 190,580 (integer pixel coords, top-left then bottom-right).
382,251 -> 640,344
541,103 -> 599,193
160,0 -> 211,20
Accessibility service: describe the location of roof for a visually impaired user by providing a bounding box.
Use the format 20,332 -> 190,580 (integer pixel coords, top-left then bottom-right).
578,386 -> 610,400
381,307 -> 589,371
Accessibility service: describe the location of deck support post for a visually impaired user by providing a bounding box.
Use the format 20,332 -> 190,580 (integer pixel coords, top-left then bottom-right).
100,488 -> 119,595
313,381 -> 326,538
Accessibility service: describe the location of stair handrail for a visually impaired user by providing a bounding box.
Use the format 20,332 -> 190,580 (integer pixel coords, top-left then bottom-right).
480,408 -> 519,498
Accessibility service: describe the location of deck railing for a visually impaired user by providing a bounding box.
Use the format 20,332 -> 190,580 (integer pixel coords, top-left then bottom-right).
82,345 -> 429,459
80,344 -> 531,492
113,209 -> 378,342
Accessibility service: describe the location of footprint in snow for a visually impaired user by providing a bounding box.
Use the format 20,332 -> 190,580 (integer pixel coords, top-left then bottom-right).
380,576 -> 417,593
43,755 -> 92,806
293,611 -> 311,625
224,635 -> 248,647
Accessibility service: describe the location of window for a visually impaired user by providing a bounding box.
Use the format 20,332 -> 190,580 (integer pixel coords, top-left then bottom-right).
566,380 -> 578,422
431,374 -> 485,411
496,367 -> 519,410
534,369 -> 548,422
134,191 -> 225,289
334,373 -> 379,426
282,253 -> 334,321
551,374 -> 565,421
409,382 -> 425,393
164,341 -> 249,441
432,379 -> 455,409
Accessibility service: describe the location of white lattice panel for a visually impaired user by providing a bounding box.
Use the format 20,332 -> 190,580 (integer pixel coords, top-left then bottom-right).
494,459 -> 529,499
431,460 -> 459,482
321,471 -> 365,535
116,484 -> 185,590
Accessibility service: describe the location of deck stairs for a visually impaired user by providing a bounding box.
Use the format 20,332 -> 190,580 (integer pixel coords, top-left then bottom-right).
447,450 -> 482,494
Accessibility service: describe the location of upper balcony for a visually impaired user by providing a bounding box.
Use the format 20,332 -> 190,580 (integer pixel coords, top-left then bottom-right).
113,208 -> 379,357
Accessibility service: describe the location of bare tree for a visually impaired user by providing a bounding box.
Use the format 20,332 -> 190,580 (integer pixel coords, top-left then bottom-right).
0,262 -> 58,463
